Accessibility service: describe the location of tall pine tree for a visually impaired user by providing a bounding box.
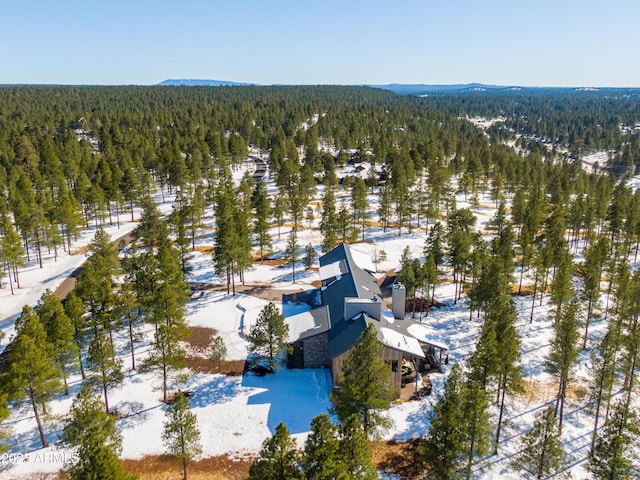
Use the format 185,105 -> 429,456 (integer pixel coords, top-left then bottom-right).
62,386 -> 136,480
162,391 -> 202,480
330,324 -> 397,438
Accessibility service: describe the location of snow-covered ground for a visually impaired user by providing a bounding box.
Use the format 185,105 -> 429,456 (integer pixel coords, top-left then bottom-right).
0,161 -> 627,479
580,150 -> 610,172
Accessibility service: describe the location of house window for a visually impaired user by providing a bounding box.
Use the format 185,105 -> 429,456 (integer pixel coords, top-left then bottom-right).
386,360 -> 398,372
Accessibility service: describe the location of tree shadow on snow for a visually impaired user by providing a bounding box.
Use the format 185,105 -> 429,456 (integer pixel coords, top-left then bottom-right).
241,369 -> 332,435
188,375 -> 245,408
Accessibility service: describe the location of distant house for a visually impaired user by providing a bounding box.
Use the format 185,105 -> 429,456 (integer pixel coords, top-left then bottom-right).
283,243 -> 447,392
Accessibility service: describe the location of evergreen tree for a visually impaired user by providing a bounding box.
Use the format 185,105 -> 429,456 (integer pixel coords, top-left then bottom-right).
144,239 -> 190,402
62,386 -> 136,480
339,414 -> 378,480
273,193 -> 287,241
162,391 -> 202,480
248,422 -> 302,480
252,179 -> 272,262
377,185 -> 392,233
303,243 -> 317,270
169,189 -> 193,275
301,414 -> 347,480
588,400 -> 640,480
57,189 -> 84,252
351,177 -> 368,242
545,297 -> 580,431
209,336 -> 227,372
397,247 -> 417,310
133,196 -> 169,253
0,206 -> 26,293
447,208 -> 476,303
511,407 -> 566,480
86,331 -> 124,413
4,306 -> 61,447
589,325 -> 622,453
330,324 -> 397,438
64,290 -> 87,379
467,311 -> 499,391
320,186 -> 337,252
0,393 -> 9,454
425,221 -> 445,268
147,322 -> 188,404
76,227 -> 120,338
492,295 -> 523,452
421,364 -> 465,480
286,229 -> 299,283
618,268 -> 640,412
460,378 -> 492,480
580,236 -> 608,348
247,302 -> 290,369
117,278 -> 141,371
550,244 -> 574,325
423,253 -> 439,308
36,289 -> 78,395
232,189 -> 254,286
213,186 -> 237,294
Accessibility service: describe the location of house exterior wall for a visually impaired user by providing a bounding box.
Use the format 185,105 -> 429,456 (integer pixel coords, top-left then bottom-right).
330,346 -> 404,392
303,333 -> 330,368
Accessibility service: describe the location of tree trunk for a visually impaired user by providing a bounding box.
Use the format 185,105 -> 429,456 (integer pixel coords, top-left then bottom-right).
129,320 -> 136,371
35,229 -> 43,268
530,277 -> 538,323
78,349 -> 85,380
30,389 -> 48,448
536,431 -> 548,480
518,256 -> 525,295
103,381 -> 110,413
591,380 -> 604,454
163,360 -> 168,403
583,298 -> 593,349
495,383 -> 507,453
60,359 -> 69,395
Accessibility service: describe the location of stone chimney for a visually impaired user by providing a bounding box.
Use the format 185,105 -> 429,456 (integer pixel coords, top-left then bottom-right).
392,282 -> 406,320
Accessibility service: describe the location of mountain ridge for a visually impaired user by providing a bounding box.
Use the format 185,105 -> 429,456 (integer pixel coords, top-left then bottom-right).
156,79 -> 640,96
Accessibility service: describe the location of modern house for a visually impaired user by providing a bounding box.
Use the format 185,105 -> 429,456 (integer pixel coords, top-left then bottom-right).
283,243 -> 447,392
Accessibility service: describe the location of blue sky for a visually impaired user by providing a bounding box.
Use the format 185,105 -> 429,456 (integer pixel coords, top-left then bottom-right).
1,0 -> 638,87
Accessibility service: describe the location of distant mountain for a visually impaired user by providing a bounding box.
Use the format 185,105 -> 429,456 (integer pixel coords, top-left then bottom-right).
155,80 -> 640,98
157,79 -> 255,86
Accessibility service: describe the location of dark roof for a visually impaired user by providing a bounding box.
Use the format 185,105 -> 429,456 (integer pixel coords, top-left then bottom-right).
291,243 -> 428,360
328,314 -> 367,358
320,244 -> 383,325
290,305 -> 331,342
321,244 -> 386,358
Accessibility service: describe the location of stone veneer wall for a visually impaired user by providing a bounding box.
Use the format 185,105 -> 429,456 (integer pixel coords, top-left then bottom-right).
303,333 -> 330,368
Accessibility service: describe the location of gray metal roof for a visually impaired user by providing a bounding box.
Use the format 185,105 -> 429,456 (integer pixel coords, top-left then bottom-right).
317,244 -> 427,360
285,305 -> 331,343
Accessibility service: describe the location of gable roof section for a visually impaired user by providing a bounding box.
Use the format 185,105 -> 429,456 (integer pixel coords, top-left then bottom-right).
320,244 -> 381,313
406,323 -> 449,351
285,305 -> 331,343
349,247 -> 376,273
378,326 -> 425,358
328,313 -> 426,359
319,260 -> 348,281
327,313 -> 367,358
